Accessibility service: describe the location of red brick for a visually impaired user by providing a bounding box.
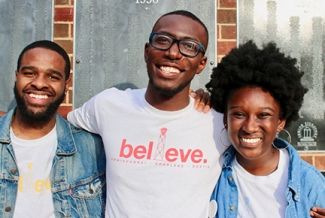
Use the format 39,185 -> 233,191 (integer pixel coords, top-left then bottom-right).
67,70 -> 73,85
315,156 -> 325,170
217,25 -> 220,39
55,0 -> 69,5
218,10 -> 236,24
68,89 -> 73,104
217,41 -> 236,55
58,106 -> 72,117
70,57 -> 74,70
221,25 -> 236,39
219,0 -> 236,8
54,8 -> 74,22
70,24 -> 74,37
54,40 -> 73,54
300,155 -> 313,165
54,23 -> 69,38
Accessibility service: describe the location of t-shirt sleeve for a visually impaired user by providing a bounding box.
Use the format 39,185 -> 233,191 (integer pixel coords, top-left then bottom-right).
67,93 -> 102,134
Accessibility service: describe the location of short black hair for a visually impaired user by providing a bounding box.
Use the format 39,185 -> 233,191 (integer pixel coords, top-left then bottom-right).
152,10 -> 209,51
206,40 -> 308,127
16,40 -> 71,80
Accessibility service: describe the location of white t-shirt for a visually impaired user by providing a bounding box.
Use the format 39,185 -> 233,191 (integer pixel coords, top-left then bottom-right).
68,88 -> 228,218
233,149 -> 289,218
11,126 -> 57,218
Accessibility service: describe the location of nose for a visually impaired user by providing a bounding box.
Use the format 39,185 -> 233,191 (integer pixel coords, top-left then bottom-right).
164,42 -> 182,60
31,75 -> 48,89
242,116 -> 259,133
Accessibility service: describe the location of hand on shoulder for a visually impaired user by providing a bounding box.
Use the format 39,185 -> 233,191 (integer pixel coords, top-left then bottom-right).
189,88 -> 211,114
310,207 -> 325,218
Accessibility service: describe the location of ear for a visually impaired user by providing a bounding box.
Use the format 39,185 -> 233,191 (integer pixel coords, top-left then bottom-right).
64,76 -> 71,93
195,55 -> 207,75
14,70 -> 18,82
223,113 -> 228,129
277,118 -> 287,133
144,43 -> 150,63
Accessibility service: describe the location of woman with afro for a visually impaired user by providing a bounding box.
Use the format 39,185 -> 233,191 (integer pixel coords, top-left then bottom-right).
206,40 -> 325,217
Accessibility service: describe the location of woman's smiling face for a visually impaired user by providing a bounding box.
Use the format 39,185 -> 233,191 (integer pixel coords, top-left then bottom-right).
225,87 -> 286,162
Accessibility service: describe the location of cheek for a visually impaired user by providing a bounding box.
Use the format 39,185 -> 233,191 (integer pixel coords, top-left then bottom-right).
227,118 -> 241,132
56,84 -> 66,95
227,125 -> 238,140
265,122 -> 279,134
15,80 -> 25,90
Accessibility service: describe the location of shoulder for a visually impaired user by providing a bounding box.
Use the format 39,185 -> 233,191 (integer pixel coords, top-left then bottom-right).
296,159 -> 325,207
286,145 -> 325,186
69,122 -> 103,145
57,114 -> 104,147
192,108 -> 224,122
93,87 -> 144,106
299,158 -> 325,184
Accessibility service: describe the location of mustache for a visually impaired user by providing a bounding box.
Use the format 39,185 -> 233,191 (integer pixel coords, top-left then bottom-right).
22,87 -> 55,96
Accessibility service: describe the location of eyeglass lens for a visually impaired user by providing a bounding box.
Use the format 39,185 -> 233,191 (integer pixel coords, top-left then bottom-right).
151,33 -> 201,57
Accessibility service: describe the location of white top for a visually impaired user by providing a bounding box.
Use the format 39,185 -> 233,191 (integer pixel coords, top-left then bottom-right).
233,148 -> 289,218
11,126 -> 57,218
68,88 -> 228,218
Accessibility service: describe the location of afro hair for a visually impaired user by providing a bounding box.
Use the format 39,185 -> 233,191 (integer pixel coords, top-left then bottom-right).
206,40 -> 308,127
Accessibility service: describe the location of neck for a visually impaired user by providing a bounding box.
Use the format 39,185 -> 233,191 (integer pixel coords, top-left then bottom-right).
145,85 -> 191,111
11,111 -> 56,140
236,147 -> 280,176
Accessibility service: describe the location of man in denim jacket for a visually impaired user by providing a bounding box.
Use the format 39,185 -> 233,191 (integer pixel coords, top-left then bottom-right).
0,40 -> 106,217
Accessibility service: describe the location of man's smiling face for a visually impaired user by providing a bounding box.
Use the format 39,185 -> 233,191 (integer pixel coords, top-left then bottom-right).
144,14 -> 207,97
14,47 -> 69,124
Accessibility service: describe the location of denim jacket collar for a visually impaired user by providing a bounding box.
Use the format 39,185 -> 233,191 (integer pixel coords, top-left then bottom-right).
222,145 -> 236,168
0,108 -> 76,155
222,138 -> 300,201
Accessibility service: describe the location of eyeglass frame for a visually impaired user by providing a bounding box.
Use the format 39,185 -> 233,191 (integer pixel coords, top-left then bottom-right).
149,32 -> 206,58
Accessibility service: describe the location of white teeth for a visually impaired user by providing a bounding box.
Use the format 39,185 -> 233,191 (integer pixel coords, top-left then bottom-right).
160,66 -> 180,74
242,138 -> 261,143
29,93 -> 48,99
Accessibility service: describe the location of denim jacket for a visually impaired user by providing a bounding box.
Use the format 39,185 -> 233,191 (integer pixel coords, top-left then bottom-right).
0,109 -> 106,218
211,138 -> 325,218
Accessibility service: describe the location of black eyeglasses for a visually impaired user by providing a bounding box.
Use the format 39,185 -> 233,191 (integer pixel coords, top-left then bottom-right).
149,32 -> 205,57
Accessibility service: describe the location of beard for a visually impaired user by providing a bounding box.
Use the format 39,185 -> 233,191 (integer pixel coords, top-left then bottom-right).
14,84 -> 65,125
148,76 -> 192,97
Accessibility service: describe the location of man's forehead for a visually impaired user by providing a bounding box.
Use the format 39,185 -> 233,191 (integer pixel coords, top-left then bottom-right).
20,48 -> 66,73
152,14 -> 207,46
153,14 -> 200,30
21,48 -> 64,63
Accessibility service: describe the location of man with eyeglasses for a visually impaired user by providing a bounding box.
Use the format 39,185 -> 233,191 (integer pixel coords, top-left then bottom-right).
68,10 -> 226,217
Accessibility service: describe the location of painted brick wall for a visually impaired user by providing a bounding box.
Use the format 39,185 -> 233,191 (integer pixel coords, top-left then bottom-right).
53,0 -> 324,171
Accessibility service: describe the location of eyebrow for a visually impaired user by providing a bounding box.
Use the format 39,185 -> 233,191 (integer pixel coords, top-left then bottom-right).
157,31 -> 200,42
229,106 -> 275,112
20,66 -> 64,78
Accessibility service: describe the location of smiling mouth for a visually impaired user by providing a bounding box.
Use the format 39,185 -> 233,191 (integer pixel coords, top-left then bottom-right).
29,93 -> 49,100
160,66 -> 180,74
241,138 -> 262,144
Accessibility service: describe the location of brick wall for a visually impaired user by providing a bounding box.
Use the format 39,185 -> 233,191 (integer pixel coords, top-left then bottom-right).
217,0 -> 236,62
53,0 -> 324,171
54,0 -> 74,115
